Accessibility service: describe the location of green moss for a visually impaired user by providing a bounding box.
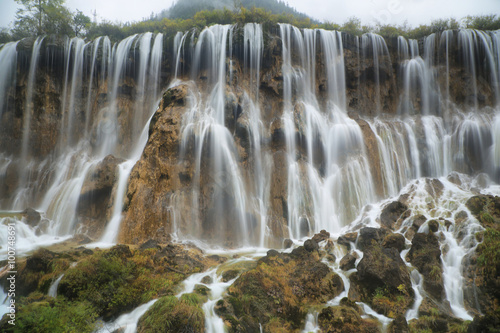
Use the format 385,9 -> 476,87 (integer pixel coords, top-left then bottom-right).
477,228 -> 500,277
479,212 -> 495,226
1,296 -> 98,333
137,295 -> 205,333
57,246 -> 195,319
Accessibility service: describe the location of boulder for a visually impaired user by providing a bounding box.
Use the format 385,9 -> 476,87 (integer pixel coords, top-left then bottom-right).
283,238 -> 294,249
312,229 -> 330,243
407,233 -> 444,300
304,239 -> 319,252
388,315 -> 409,333
381,233 -> 406,252
21,208 -> 41,227
380,201 -> 408,229
318,305 -> 380,333
357,227 -> 387,250
337,232 -> 358,249
340,253 -> 357,271
217,247 -> 344,330
139,239 -> 161,250
349,242 -> 413,317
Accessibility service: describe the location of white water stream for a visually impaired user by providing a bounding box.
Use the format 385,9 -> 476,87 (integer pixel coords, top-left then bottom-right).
0,26 -> 499,330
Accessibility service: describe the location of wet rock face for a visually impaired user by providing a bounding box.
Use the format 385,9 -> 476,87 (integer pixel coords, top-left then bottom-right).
380,200 -> 409,230
216,244 -> 343,330
407,232 -> 444,300
118,85 -> 189,244
76,154 -> 124,238
463,228 -> 500,320
348,228 -> 414,318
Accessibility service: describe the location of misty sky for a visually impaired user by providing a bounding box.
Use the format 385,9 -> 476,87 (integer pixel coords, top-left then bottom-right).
0,0 -> 499,29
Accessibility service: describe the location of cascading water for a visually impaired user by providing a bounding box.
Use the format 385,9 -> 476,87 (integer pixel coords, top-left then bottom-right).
17,36 -> 44,205
1,23 -> 500,331
0,32 -> 164,255
279,25 -> 375,238
0,42 -> 18,120
48,274 -> 64,298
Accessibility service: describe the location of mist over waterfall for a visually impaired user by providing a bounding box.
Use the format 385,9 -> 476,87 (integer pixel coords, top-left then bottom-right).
1,22 -> 500,332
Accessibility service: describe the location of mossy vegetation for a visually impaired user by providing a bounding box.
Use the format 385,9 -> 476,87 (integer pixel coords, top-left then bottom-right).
0,293 -> 98,333
137,294 -> 205,333
215,246 -> 344,331
0,243 -> 220,332
476,228 -> 500,278
2,1 -> 500,44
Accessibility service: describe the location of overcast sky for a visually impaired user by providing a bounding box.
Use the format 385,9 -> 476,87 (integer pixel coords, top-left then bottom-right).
0,0 -> 499,29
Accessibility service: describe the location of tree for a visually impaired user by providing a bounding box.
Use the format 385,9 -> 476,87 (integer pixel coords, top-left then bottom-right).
13,0 -> 73,38
73,10 -> 91,36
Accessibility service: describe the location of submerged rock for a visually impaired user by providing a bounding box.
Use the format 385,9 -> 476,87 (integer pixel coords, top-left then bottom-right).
21,207 -> 41,227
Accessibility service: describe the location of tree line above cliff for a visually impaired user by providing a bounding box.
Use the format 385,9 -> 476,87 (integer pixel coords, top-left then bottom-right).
1,0 -> 499,44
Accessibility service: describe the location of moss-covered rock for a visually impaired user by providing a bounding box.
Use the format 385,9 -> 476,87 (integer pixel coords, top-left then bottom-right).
137,294 -> 205,333
3,248 -> 71,298
463,228 -> 500,327
466,195 -> 500,230
317,305 -> 380,333
349,241 -> 413,318
407,232 -> 444,300
0,292 -> 98,333
56,244 -> 219,319
217,245 -> 344,330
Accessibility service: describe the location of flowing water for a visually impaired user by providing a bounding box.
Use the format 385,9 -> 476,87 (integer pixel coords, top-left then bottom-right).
47,274 -> 64,298
1,26 -> 500,329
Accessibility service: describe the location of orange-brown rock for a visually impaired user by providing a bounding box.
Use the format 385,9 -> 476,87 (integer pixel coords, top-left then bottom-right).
119,84 -> 191,244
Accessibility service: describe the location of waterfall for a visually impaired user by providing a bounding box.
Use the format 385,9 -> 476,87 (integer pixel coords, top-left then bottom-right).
85,37 -> 101,134
48,274 -> 64,298
18,37 -> 44,201
99,33 -> 164,244
1,25 -> 500,329
0,42 -> 18,121
360,33 -> 391,114
98,34 -> 138,157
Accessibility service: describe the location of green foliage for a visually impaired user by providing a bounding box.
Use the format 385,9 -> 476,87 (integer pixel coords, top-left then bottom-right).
341,17 -> 371,36
73,10 -> 91,36
57,247 -> 182,319
2,296 -> 98,333
429,265 -> 442,281
12,0 -> 91,39
155,0 -> 314,22
477,228 -> 500,277
463,14 -> 500,31
6,0 -> 500,44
